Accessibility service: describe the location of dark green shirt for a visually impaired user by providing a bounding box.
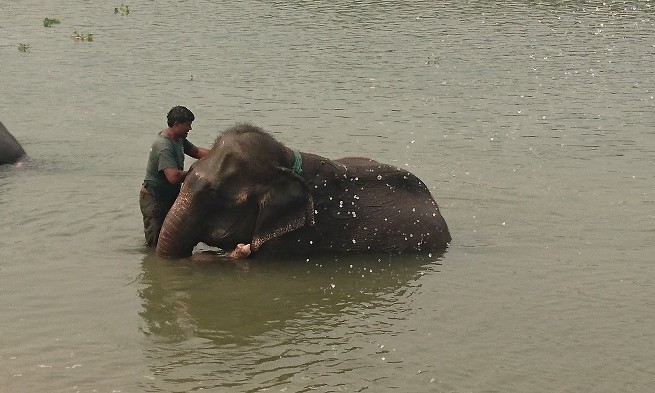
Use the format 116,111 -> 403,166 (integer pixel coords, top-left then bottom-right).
143,134 -> 194,201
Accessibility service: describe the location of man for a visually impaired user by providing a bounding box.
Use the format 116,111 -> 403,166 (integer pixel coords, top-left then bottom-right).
140,106 -> 209,247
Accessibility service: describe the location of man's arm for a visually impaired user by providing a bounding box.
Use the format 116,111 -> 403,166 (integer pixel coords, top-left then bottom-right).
158,147 -> 188,184
163,144 -> 207,183
163,168 -> 187,184
186,144 -> 209,159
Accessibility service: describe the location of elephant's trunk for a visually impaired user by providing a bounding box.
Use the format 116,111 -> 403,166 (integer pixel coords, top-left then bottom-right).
156,189 -> 199,258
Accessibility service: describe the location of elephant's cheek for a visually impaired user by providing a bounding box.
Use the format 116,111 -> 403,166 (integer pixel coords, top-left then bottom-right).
201,215 -> 252,249
202,227 -> 227,245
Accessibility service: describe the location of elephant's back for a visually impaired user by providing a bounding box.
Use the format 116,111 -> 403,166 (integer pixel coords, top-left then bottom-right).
334,156 -> 380,166
313,156 -> 451,251
334,156 -> 429,192
0,121 -> 27,165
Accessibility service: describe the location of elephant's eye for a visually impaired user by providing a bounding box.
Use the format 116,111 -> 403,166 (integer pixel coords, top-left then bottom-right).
207,189 -> 249,209
234,190 -> 249,204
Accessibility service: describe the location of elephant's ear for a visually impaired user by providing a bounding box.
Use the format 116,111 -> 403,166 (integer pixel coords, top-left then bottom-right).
251,170 -> 315,252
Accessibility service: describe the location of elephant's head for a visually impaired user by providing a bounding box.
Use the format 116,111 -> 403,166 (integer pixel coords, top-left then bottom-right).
156,124 -> 315,258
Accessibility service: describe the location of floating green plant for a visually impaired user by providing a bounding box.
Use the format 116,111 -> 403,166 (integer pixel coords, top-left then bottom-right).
425,54 -> 440,66
114,3 -> 129,16
72,31 -> 93,42
43,17 -> 61,27
18,43 -> 30,52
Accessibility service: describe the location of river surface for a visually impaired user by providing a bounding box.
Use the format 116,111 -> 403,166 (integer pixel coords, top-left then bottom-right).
1,1 -> 654,392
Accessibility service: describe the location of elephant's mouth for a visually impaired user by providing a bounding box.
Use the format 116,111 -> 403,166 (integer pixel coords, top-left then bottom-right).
208,227 -> 228,240
201,225 -> 250,251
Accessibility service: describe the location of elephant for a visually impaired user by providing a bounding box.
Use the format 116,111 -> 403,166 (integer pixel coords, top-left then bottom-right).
0,121 -> 27,166
156,123 -> 451,258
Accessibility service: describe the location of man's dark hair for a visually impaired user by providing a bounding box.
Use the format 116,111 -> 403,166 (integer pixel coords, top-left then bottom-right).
167,106 -> 195,127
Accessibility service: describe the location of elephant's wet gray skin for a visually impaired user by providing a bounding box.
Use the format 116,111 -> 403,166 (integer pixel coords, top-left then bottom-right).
156,124 -> 451,258
0,121 -> 27,165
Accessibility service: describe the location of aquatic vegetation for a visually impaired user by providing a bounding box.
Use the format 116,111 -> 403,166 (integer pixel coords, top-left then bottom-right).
43,17 -> 61,27
18,43 -> 30,52
425,54 -> 440,66
71,31 -> 93,42
114,3 -> 129,16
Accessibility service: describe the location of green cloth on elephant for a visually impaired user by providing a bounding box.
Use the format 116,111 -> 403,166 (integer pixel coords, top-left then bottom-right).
142,134 -> 194,200
292,149 -> 303,174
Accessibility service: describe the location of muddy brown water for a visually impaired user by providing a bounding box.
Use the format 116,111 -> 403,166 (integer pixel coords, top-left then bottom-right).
1,1 -> 654,391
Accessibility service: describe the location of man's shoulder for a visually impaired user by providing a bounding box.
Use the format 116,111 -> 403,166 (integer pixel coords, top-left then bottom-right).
151,134 -> 173,151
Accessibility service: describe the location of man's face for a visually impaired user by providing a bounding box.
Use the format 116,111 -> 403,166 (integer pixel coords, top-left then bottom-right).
175,121 -> 193,138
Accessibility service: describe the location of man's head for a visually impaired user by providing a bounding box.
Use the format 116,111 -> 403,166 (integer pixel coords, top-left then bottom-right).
167,106 -> 195,127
